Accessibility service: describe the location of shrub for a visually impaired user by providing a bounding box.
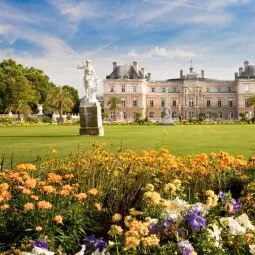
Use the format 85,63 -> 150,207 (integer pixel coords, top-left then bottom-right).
43,116 -> 52,123
0,117 -> 14,124
25,116 -> 39,123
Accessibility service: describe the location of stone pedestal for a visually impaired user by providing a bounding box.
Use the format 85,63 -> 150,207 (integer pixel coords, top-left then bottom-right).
79,100 -> 104,136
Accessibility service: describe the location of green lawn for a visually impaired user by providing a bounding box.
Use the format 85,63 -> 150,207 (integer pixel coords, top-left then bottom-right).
0,124 -> 255,167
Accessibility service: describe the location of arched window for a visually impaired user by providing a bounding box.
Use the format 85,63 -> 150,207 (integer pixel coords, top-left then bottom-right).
229,112 -> 233,119
218,111 -> 222,118
149,112 -> 154,118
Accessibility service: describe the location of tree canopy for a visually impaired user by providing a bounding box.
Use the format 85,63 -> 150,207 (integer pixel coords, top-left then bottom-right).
0,59 -> 79,114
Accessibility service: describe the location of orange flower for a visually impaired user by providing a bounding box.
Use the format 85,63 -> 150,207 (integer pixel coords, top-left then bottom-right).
94,203 -> 102,211
0,183 -> 9,192
31,195 -> 39,200
112,213 -> 122,222
0,204 -> 10,211
37,200 -> 52,210
54,215 -> 63,224
42,185 -> 56,194
22,188 -> 32,195
47,173 -> 62,183
88,188 -> 98,195
24,202 -> 34,211
25,178 -> 37,189
64,174 -> 74,179
0,191 -> 11,201
74,193 -> 87,201
35,226 -> 42,232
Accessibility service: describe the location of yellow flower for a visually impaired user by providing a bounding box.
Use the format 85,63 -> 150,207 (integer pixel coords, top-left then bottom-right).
24,202 -> 34,211
88,188 -> 98,195
141,234 -> 159,247
108,225 -> 123,236
16,163 -> 36,172
143,191 -> 161,205
37,200 -> 52,210
0,191 -> 11,201
163,183 -> 177,194
172,179 -> 182,189
124,235 -> 140,250
129,208 -> 143,216
205,190 -> 215,197
112,213 -> 122,222
35,226 -> 42,232
0,183 -> 9,192
54,215 -> 63,224
145,183 -> 154,192
94,203 -> 102,211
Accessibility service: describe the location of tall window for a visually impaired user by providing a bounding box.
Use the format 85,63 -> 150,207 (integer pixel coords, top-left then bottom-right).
133,100 -> 137,107
245,85 -> 249,92
110,112 -> 115,119
207,88 -> 210,92
173,87 -> 177,92
228,87 -> 232,92
161,100 -> 165,107
218,99 -> 222,107
218,87 -> 220,92
162,87 -> 166,93
207,99 -> 210,107
122,85 -> 126,92
173,100 -> 177,107
229,99 -> 233,107
151,87 -> 155,92
218,111 -> 222,118
245,98 -> 249,106
149,112 -> 154,118
133,85 -> 137,92
110,86 -> 114,92
123,112 -> 126,119
189,112 -> 194,118
161,112 -> 164,118
150,100 -> 154,107
188,98 -> 194,107
121,99 -> 126,107
172,112 -> 177,118
229,112 -> 233,119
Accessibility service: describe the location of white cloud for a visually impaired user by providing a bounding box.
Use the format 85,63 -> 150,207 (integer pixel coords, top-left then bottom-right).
0,24 -> 10,34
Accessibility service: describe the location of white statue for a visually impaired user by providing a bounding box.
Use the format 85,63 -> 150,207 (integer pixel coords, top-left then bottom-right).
77,60 -> 99,102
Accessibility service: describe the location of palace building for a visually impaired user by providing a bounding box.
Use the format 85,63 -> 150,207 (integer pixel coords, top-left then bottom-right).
103,60 -> 255,121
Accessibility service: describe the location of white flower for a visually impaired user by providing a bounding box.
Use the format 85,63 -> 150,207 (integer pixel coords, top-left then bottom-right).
207,224 -> 222,247
221,217 -> 246,236
164,198 -> 187,214
235,213 -> 255,231
75,245 -> 86,255
31,247 -> 54,255
249,244 -> 255,255
167,213 -> 183,225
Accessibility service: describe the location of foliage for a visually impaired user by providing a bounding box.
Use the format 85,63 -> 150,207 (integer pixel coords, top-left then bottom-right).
43,116 -> 53,124
107,96 -> 122,120
45,86 -> 74,122
24,116 -> 39,123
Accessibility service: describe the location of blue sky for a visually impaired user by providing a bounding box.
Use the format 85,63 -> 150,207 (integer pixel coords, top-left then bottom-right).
0,0 -> 255,96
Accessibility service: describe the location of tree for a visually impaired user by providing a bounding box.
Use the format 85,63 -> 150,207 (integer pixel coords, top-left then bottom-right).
45,86 -> 74,122
247,96 -> 255,119
63,85 -> 80,113
134,111 -> 142,122
6,100 -> 32,120
107,96 -> 121,121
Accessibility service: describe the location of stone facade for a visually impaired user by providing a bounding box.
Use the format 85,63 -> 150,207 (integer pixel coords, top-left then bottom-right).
103,61 -> 255,121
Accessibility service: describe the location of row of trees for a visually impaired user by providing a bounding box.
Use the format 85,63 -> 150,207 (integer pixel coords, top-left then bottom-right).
0,59 -> 80,120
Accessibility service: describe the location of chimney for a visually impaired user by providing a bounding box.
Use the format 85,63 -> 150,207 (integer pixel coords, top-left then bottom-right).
201,69 -> 204,79
113,61 -> 117,70
141,68 -> 145,77
133,61 -> 138,72
244,60 -> 249,70
147,73 -> 151,80
239,67 -> 243,76
180,69 -> 183,78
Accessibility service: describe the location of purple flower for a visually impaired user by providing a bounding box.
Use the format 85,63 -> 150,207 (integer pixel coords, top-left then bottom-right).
31,240 -> 48,250
218,191 -> 226,199
163,216 -> 173,228
232,200 -> 242,214
186,209 -> 206,231
83,234 -> 98,245
149,224 -> 158,234
94,240 -> 107,252
178,240 -> 194,255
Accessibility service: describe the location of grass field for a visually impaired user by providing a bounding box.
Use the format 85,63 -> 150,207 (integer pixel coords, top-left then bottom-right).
1,124 -> 255,167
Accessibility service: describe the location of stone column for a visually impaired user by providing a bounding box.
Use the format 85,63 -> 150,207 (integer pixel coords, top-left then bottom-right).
79,100 -> 104,136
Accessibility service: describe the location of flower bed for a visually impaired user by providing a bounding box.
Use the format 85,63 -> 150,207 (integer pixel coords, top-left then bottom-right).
0,146 -> 254,254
